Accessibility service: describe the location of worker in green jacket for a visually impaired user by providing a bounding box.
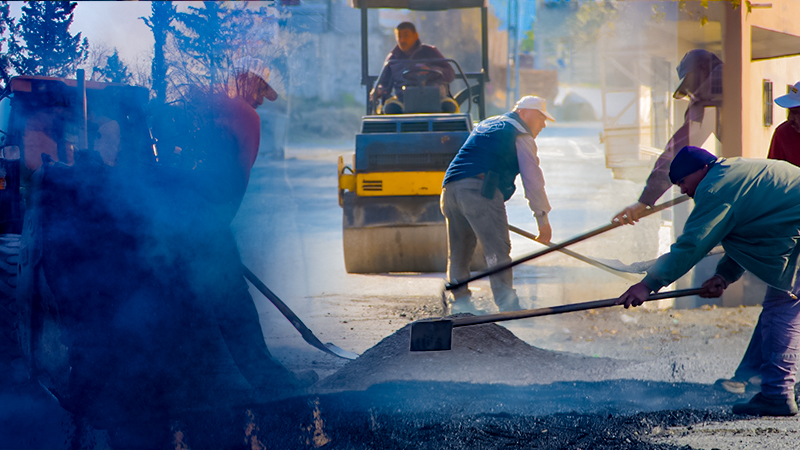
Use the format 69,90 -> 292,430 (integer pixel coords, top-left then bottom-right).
616,146 -> 800,417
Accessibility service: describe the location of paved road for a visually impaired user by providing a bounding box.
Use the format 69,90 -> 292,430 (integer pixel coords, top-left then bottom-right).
234,122 -> 661,351
4,123 -> 798,449
231,122 -> 654,361
231,123 -> 800,450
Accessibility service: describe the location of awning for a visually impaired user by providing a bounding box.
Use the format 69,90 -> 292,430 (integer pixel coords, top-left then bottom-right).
751,26 -> 800,60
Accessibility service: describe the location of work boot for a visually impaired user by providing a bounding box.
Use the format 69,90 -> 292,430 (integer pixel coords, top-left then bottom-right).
731,392 -> 798,416
444,292 -> 485,316
448,299 -> 484,316
495,292 -> 521,313
714,375 -> 762,394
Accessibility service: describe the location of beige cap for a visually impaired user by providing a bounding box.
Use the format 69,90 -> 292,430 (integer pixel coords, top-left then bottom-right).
514,95 -> 555,121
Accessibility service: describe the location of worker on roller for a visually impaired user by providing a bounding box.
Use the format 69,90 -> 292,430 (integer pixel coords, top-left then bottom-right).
613,49 -> 723,224
441,95 -> 554,315
616,146 -> 800,417
370,22 -> 456,114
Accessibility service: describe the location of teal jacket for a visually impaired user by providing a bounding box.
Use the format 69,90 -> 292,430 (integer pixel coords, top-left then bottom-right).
644,158 -> 800,292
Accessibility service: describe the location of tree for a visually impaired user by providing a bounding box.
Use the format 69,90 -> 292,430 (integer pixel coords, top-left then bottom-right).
0,1 -> 13,85
7,1 -> 89,77
172,1 -> 252,93
93,49 -> 130,84
142,1 -> 176,103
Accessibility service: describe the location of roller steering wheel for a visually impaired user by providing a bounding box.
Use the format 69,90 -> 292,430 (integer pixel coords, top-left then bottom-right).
401,67 -> 444,86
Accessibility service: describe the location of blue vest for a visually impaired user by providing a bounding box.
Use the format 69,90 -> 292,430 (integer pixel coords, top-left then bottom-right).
442,112 -> 530,200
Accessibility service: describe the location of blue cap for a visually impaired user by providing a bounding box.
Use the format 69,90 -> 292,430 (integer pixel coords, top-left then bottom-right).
669,146 -> 717,184
775,81 -> 800,109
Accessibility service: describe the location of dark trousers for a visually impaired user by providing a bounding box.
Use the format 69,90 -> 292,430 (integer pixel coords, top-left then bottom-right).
734,286 -> 800,398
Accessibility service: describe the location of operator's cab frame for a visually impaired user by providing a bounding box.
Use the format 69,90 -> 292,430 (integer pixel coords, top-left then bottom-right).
353,0 -> 489,120
339,0 -> 491,274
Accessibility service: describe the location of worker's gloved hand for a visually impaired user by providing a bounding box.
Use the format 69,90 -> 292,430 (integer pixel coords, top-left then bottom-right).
615,282 -> 652,309
612,202 -> 648,225
700,274 -> 728,298
535,215 -> 552,244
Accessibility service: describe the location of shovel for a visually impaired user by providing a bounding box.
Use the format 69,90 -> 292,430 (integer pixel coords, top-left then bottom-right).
410,287 -> 706,352
509,225 -> 725,277
446,195 -> 689,293
243,265 -> 358,360
508,224 -> 639,281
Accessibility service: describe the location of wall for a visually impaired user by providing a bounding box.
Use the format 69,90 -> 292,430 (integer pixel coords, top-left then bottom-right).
744,56 -> 800,158
721,0 -> 800,159
277,0 -> 380,104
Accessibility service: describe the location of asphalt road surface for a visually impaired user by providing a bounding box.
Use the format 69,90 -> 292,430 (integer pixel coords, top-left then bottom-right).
4,123 -> 798,449
230,122 -> 799,450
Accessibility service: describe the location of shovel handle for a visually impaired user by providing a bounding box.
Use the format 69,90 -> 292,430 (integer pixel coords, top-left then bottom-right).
445,195 -> 689,291
508,224 -> 639,281
451,287 -> 706,327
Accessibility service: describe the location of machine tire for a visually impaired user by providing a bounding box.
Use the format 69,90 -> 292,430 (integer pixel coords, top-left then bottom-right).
0,234 -> 22,386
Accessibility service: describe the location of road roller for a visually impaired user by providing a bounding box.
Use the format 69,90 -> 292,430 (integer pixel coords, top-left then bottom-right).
339,0 -> 490,273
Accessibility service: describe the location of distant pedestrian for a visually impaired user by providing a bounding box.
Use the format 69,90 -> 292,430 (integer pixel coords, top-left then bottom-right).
441,95 -> 554,314
617,146 -> 800,417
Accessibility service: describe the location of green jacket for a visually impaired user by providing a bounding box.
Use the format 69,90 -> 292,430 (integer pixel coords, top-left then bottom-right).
644,158 -> 800,292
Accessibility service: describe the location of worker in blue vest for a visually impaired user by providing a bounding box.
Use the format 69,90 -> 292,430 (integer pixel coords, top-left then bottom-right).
441,95 -> 554,315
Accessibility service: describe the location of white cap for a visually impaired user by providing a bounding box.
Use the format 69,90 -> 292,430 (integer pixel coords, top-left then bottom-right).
514,95 -> 555,121
776,81 -> 800,109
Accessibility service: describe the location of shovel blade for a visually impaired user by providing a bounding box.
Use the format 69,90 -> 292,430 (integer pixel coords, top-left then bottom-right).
409,319 -> 454,352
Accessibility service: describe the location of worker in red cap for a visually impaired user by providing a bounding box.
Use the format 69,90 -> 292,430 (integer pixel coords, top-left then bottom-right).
613,49 -> 723,224
617,145 -> 800,417
150,59 -> 319,398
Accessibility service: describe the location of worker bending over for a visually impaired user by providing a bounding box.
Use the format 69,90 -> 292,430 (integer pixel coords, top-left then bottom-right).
715,80 -> 800,394
617,146 -> 800,417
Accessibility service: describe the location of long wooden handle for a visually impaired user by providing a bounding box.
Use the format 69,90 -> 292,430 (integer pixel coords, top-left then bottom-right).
508,224 -> 639,281
452,288 -> 705,327
445,195 -> 689,291
243,266 -> 358,360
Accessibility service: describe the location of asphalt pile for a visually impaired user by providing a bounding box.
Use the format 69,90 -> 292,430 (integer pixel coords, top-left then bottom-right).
317,318 -> 629,391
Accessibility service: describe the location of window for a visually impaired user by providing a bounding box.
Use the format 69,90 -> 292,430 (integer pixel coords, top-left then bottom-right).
763,79 -> 773,127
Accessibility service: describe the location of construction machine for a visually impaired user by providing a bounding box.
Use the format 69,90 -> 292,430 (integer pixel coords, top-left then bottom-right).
0,74 -> 156,390
0,72 -> 303,442
338,0 -> 490,273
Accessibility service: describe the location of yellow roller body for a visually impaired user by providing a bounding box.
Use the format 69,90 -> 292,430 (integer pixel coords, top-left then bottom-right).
356,171 -> 444,196
341,192 -> 486,274
339,113 -> 477,273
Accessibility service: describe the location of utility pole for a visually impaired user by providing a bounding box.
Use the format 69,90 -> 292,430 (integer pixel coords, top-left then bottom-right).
506,0 -> 520,110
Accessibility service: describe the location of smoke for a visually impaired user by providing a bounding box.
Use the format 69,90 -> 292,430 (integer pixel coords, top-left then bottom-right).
2,71 -> 314,447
